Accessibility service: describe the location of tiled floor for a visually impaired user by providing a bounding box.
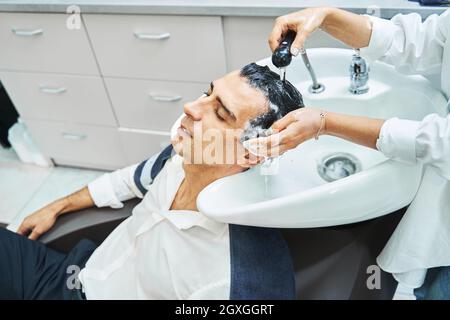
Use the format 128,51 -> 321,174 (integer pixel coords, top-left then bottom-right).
0,146 -> 104,229
0,146 -> 416,300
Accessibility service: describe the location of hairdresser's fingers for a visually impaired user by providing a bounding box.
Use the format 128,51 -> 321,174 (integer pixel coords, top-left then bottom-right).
291,13 -> 322,55
266,136 -> 306,157
249,130 -> 292,157
271,110 -> 299,132
247,152 -> 261,164
267,143 -> 293,157
240,153 -> 264,168
270,129 -> 299,156
291,29 -> 307,56
246,132 -> 282,154
269,17 -> 288,52
267,119 -> 315,156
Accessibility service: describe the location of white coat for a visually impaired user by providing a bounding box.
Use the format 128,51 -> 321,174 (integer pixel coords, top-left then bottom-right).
360,10 -> 450,288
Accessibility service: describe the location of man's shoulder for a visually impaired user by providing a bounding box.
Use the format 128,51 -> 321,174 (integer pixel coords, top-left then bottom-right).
133,145 -> 177,196
144,154 -> 184,193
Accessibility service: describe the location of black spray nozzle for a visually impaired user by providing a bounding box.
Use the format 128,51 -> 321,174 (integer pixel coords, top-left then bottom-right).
271,30 -> 297,69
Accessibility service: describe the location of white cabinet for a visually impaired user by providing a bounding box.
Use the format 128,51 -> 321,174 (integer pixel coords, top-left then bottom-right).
0,12 -> 345,171
105,77 -> 206,131
0,71 -> 117,126
118,128 -> 171,165
223,16 -> 347,71
0,13 -> 99,75
24,119 -> 127,170
83,14 -> 227,82
223,17 -> 275,71
80,14 -> 228,168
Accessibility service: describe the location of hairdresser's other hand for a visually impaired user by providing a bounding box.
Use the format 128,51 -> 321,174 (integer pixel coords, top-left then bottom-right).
269,7 -> 332,55
17,201 -> 65,240
247,108 -> 324,157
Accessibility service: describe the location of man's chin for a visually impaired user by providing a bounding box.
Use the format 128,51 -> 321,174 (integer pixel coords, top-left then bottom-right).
171,139 -> 183,156
171,137 -> 192,162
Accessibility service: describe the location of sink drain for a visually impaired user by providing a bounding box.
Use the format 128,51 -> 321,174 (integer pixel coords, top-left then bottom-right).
318,152 -> 362,182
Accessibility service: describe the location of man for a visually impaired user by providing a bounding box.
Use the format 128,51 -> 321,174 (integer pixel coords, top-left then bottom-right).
0,63 -> 304,299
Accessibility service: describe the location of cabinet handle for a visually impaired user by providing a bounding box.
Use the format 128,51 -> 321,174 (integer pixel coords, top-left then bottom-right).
149,93 -> 182,102
62,133 -> 86,140
39,86 -> 67,94
11,28 -> 43,37
134,32 -> 170,40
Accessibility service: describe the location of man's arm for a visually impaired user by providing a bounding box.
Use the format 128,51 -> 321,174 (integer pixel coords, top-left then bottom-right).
17,146 -> 172,240
17,186 -> 95,240
17,162 -> 143,240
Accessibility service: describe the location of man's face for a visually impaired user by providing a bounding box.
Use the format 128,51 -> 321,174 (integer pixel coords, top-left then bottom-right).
172,70 -> 268,166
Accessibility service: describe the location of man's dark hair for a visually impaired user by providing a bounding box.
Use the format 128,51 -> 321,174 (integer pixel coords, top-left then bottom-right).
240,62 -> 304,139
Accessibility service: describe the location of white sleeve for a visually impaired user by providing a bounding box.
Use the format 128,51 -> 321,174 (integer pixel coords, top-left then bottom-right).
87,164 -> 142,209
87,151 -> 162,208
360,11 -> 449,75
376,114 -> 450,180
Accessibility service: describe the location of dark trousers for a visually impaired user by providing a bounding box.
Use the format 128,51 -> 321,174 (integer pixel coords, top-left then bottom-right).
415,266 -> 450,300
0,228 -> 96,300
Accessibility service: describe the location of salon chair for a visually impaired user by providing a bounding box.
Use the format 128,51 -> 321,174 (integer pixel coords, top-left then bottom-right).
39,199 -> 404,300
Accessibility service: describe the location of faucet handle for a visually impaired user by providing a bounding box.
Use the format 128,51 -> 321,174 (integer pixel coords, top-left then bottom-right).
349,49 -> 369,94
350,50 -> 369,75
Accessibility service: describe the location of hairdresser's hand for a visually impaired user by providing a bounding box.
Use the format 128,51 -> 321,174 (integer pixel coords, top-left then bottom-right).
17,200 -> 66,240
269,7 -> 332,55
247,108 -> 324,157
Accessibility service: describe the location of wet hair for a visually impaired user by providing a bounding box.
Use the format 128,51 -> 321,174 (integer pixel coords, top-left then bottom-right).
239,62 -> 304,140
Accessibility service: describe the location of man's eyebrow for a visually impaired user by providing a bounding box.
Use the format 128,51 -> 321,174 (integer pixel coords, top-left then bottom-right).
210,81 -> 236,121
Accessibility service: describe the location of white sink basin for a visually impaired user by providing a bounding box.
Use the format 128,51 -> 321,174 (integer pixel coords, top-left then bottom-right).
195,48 -> 448,228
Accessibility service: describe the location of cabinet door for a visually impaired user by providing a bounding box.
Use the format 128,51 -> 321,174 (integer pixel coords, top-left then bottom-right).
24,119 -> 127,170
0,71 -> 116,126
223,17 -> 347,71
84,14 -> 226,82
119,128 -> 171,165
105,77 -> 206,131
0,13 -> 99,75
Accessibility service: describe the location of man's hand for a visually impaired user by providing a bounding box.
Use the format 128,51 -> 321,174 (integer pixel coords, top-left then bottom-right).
17,186 -> 96,240
17,200 -> 66,240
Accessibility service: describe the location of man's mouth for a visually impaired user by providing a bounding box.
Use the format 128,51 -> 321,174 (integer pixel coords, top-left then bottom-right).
178,123 -> 192,138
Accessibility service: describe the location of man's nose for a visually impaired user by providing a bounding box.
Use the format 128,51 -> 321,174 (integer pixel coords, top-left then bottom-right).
183,99 -> 204,122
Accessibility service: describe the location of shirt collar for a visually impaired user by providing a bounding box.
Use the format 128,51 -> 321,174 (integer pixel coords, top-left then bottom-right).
156,155 -> 227,236
156,210 -> 227,236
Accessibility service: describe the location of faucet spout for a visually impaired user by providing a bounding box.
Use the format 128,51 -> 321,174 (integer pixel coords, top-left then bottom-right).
300,49 -> 325,94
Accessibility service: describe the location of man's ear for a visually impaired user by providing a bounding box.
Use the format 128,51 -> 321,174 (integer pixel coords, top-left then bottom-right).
238,148 -> 265,169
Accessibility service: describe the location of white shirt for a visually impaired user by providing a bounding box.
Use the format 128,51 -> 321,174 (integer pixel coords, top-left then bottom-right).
78,155 -> 231,299
360,11 -> 450,288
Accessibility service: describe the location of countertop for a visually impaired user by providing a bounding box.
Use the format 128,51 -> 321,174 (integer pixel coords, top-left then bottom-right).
0,0 -> 448,18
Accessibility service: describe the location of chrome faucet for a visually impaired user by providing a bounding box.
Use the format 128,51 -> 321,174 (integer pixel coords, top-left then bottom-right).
300,48 -> 325,94
349,49 -> 369,94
